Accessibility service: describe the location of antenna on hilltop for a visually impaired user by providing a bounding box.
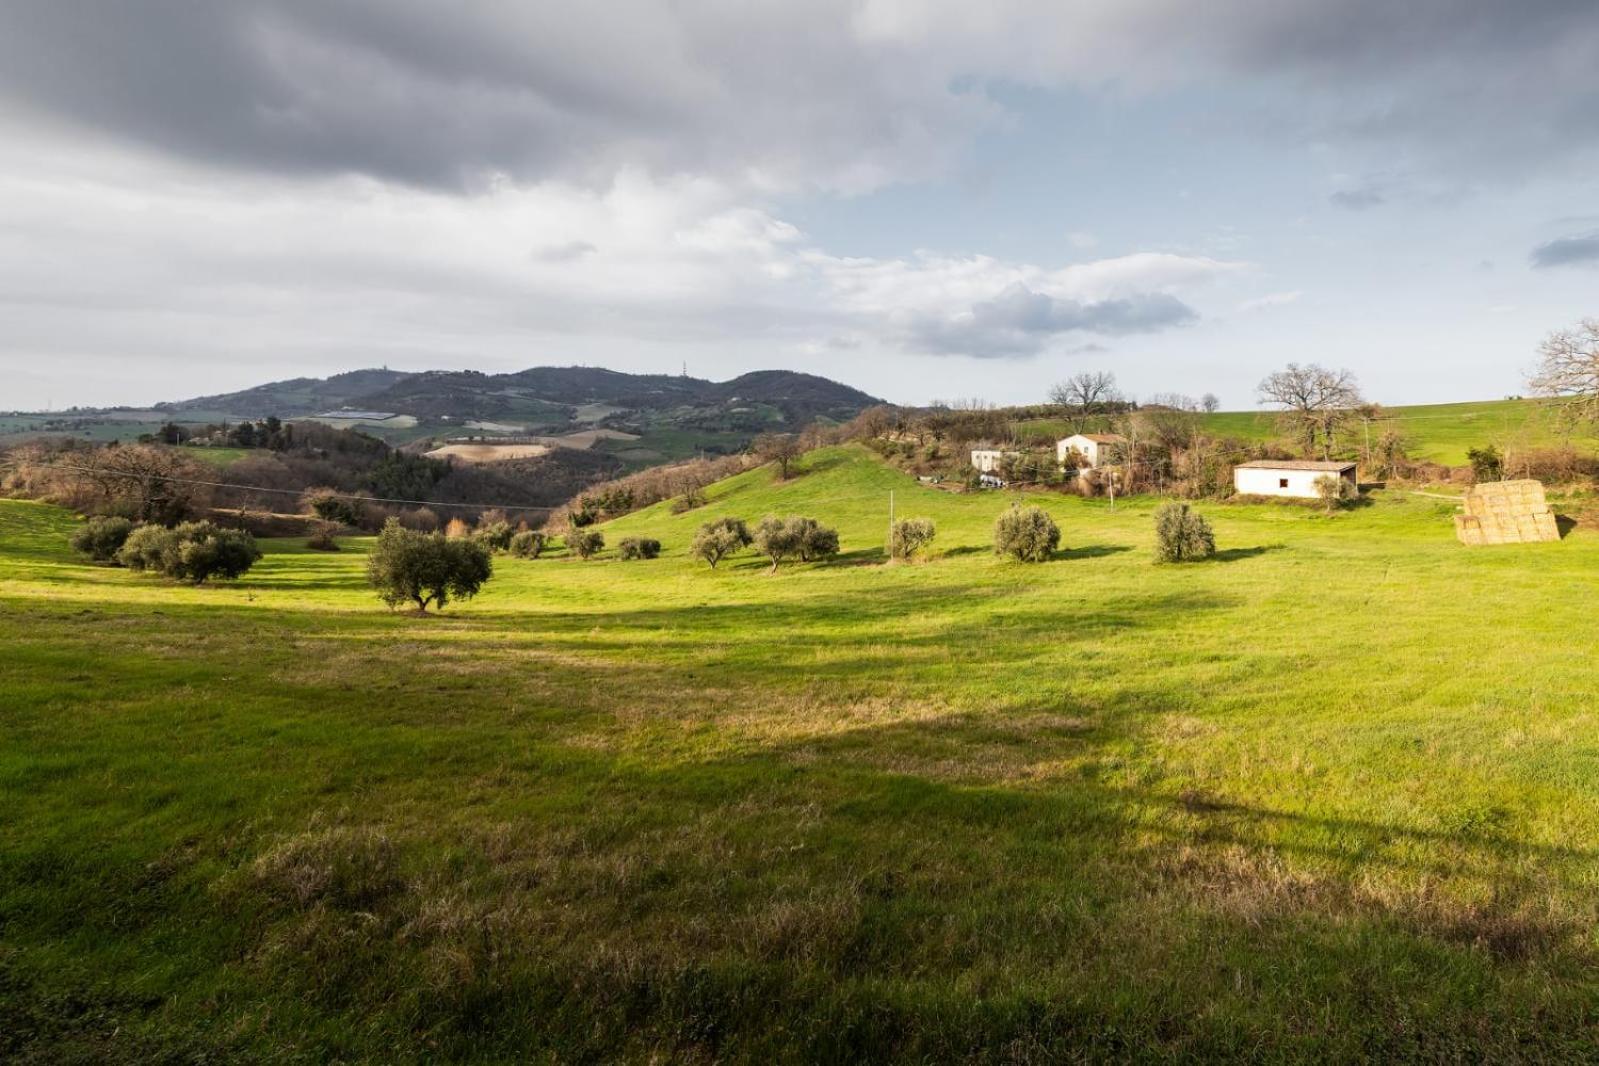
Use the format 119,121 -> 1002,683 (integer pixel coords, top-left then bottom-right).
682,360 -> 688,378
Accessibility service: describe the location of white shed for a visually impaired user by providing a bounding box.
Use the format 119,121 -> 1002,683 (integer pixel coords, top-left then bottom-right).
1233,459 -> 1357,499
1056,433 -> 1126,470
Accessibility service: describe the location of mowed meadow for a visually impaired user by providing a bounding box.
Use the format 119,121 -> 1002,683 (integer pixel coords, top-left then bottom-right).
6,445 -> 1599,1060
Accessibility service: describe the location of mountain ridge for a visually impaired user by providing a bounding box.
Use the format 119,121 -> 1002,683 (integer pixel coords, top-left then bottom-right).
156,365 -> 882,428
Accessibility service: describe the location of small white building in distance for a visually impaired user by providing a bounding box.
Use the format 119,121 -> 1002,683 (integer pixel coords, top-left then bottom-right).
1233,459 -> 1357,499
1056,433 -> 1126,471
970,447 -> 1017,473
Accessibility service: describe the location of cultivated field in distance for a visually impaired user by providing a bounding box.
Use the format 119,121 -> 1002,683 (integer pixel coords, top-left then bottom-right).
6,444 -> 1598,1060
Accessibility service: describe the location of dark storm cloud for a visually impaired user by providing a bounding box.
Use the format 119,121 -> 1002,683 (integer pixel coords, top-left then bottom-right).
1531,232 -> 1599,268
909,283 -> 1196,358
1,1 -> 1595,192
0,1 -> 980,191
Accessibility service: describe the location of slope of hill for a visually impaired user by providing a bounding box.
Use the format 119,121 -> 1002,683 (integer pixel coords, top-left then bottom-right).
1011,397 -> 1591,466
160,368 -> 414,419
1197,398 -> 1589,465
6,448 -> 1599,1058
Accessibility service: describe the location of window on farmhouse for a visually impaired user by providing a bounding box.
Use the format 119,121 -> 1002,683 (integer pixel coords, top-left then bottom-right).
1279,478 -> 1289,488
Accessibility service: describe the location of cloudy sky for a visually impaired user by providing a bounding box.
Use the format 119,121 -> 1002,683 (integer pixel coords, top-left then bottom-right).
2,1 -> 1596,412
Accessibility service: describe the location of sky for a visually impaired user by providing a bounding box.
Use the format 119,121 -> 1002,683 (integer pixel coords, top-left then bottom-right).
1,1 -> 1596,412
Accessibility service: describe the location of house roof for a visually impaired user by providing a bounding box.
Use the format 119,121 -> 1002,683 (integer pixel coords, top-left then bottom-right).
1235,459 -> 1356,472
1064,433 -> 1126,444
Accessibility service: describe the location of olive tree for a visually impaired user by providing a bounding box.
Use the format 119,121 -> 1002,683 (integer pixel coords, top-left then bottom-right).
566,529 -> 605,559
689,517 -> 752,568
887,517 -> 936,561
69,515 -> 134,562
366,519 -> 493,612
993,505 -> 1060,562
754,515 -> 839,572
1152,502 -> 1215,562
617,537 -> 661,560
508,530 -> 547,558
115,520 -> 261,583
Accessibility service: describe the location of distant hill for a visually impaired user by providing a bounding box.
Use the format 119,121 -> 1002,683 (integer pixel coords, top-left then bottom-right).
157,366 -> 880,426
142,365 -> 881,468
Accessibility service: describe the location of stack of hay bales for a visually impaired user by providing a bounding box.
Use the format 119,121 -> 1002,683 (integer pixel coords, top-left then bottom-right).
1454,479 -> 1560,545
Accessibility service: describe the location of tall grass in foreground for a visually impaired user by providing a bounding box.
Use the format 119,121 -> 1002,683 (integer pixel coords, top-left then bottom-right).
3,447 -> 1599,1060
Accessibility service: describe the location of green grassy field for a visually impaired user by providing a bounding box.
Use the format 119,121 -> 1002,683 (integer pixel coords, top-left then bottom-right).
6,446 -> 1599,1060
1197,398 -> 1594,465
1015,398 -> 1595,466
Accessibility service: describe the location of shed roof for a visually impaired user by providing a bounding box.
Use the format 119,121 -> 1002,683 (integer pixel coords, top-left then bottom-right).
1235,459 -> 1356,472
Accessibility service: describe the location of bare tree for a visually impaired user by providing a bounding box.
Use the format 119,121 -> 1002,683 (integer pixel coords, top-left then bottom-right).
1257,363 -> 1363,459
1049,371 -> 1122,433
1201,393 -> 1221,413
1144,392 -> 1198,412
1528,318 -> 1599,430
55,443 -> 211,524
753,432 -> 803,479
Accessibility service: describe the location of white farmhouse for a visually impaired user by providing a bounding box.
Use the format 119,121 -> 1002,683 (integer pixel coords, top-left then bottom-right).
1056,433 -> 1126,471
970,447 -> 1018,473
1233,459 -> 1357,499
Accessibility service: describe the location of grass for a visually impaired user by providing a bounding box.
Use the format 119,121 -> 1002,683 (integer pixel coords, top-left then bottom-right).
1197,398 -> 1593,465
1015,397 -> 1596,465
6,445 -> 1599,1060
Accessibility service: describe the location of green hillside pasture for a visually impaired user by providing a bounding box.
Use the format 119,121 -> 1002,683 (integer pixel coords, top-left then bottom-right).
1013,398 -> 1593,466
1197,398 -> 1592,465
5,447 -> 1599,1060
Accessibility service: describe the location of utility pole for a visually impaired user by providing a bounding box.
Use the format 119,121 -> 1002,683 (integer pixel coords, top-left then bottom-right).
888,489 -> 895,538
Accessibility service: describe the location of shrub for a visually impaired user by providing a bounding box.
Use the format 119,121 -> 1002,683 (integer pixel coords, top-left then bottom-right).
306,522 -> 341,551
689,517 -> 752,569
444,517 -> 471,539
473,520 -> 514,552
69,515 -> 134,562
365,519 -> 493,612
1152,502 -> 1216,563
617,536 -> 661,560
116,524 -> 180,572
1314,475 -> 1358,512
170,522 -> 262,583
398,507 -> 440,533
795,518 -> 840,562
1467,445 -> 1503,483
567,529 -> 604,559
754,515 -> 840,572
887,517 -> 936,561
306,531 -> 341,551
508,530 -> 547,558
993,505 -> 1060,562
301,488 -> 361,527
116,521 -> 260,583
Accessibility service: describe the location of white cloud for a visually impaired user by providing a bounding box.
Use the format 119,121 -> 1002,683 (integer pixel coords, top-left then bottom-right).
0,137 -> 1244,405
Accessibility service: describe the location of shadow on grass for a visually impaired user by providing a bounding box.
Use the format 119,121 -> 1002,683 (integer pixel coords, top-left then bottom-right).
1209,545 -> 1286,563
1056,544 -> 1133,561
